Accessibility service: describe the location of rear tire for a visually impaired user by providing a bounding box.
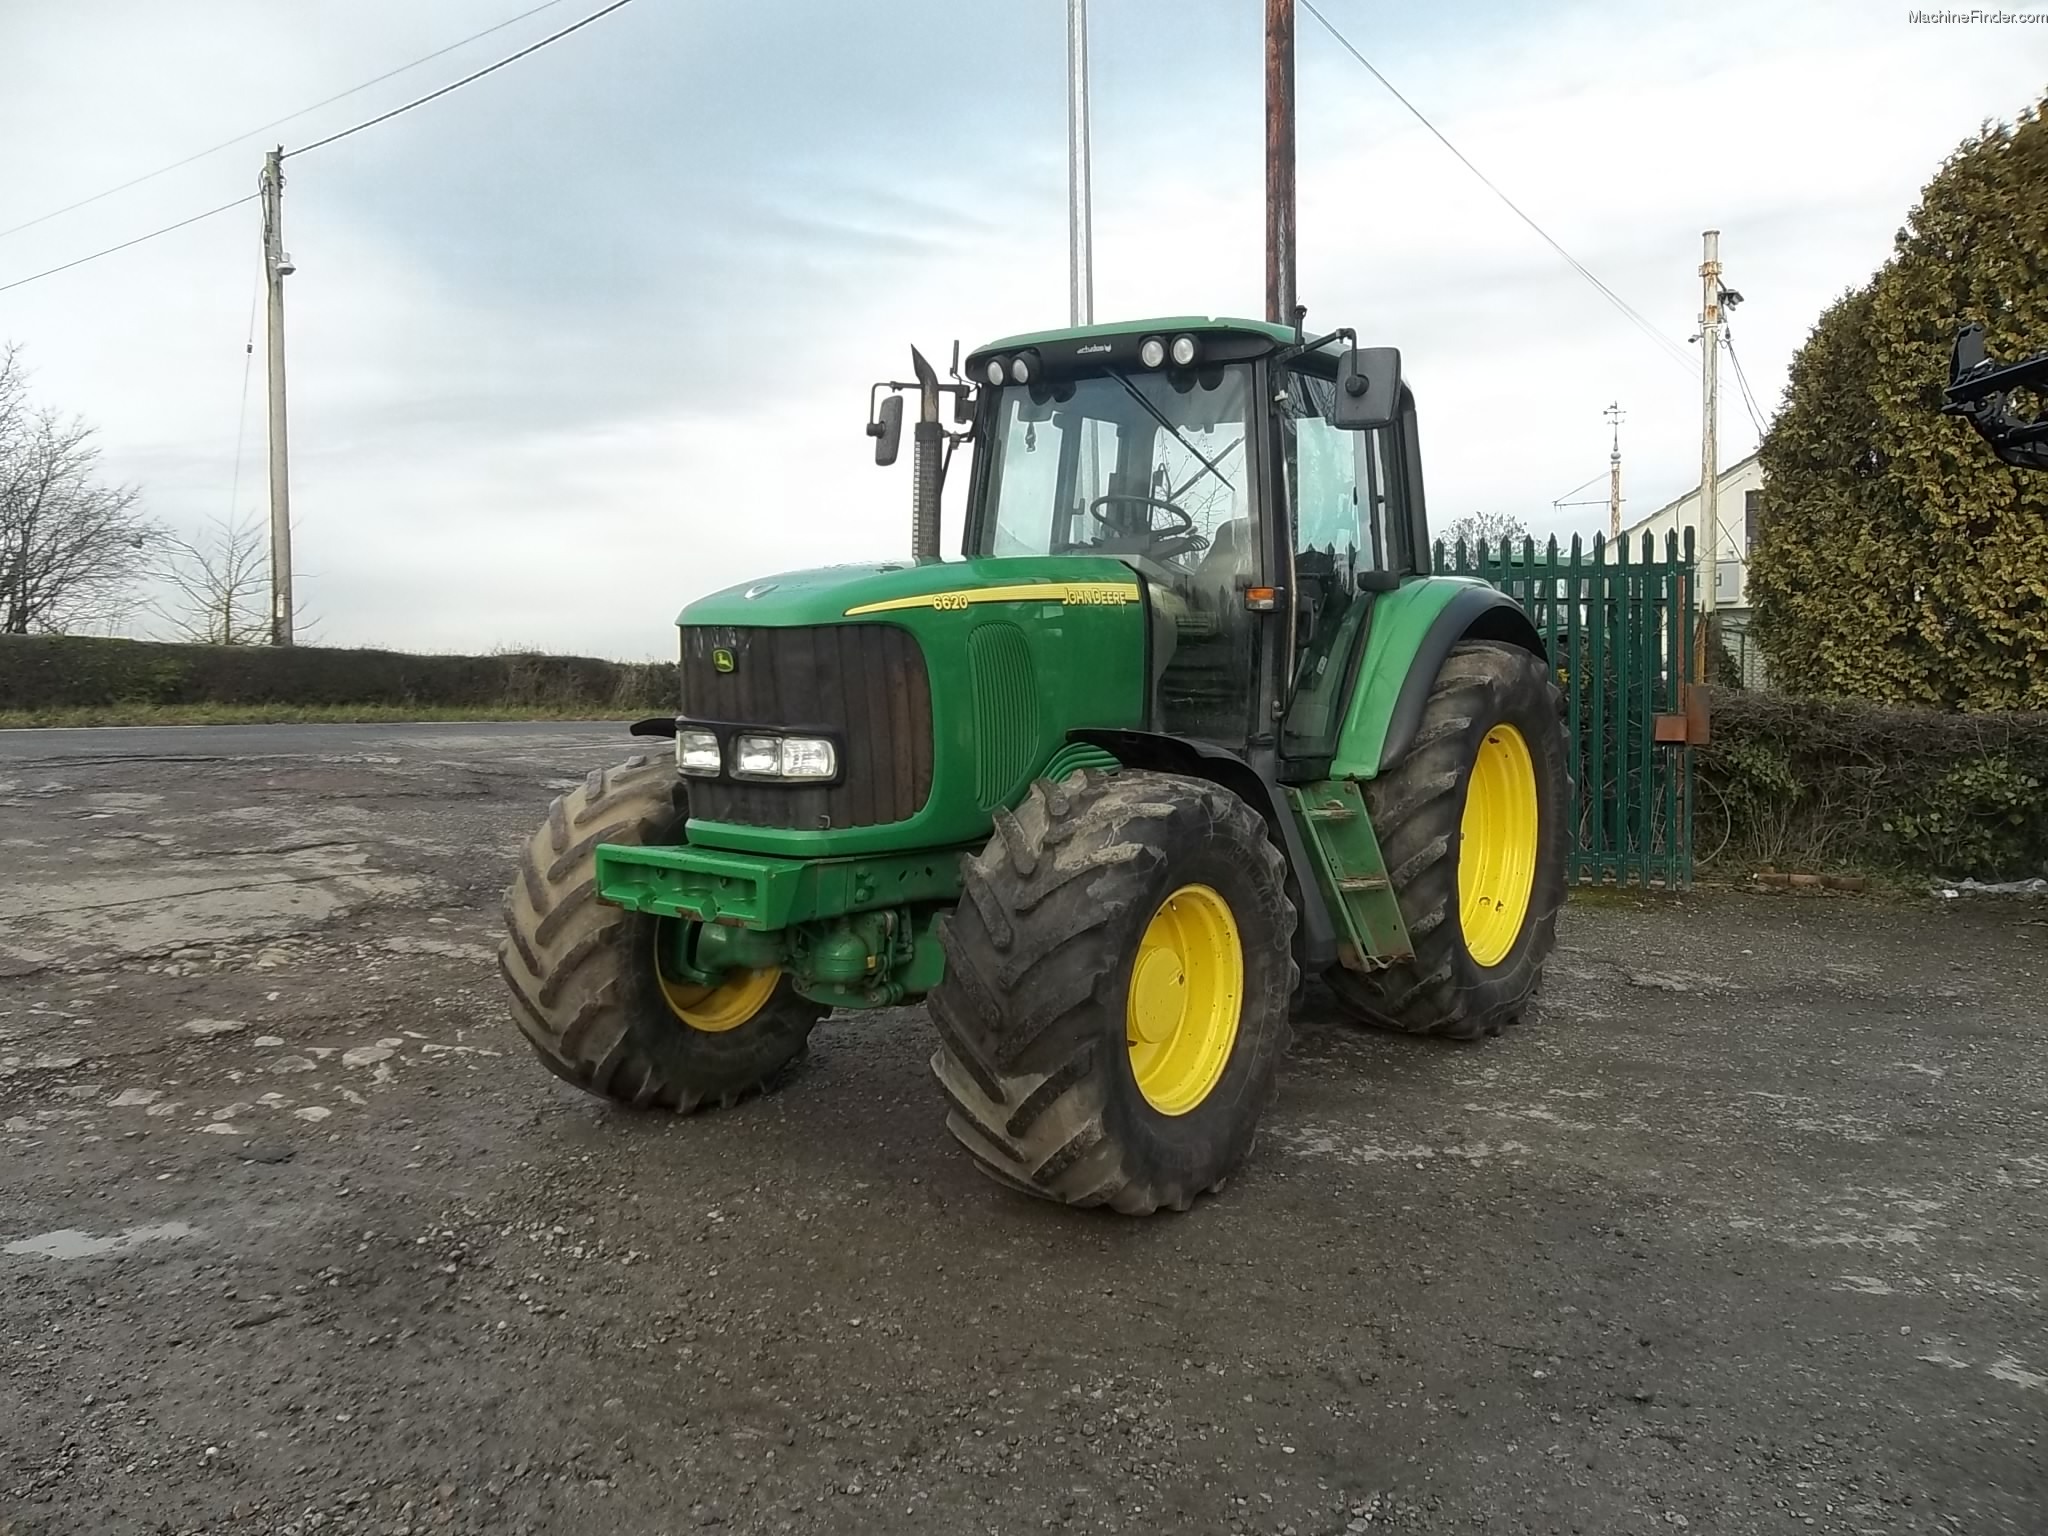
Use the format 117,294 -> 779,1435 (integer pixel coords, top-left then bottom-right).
928,770 -> 1297,1214
1326,641 -> 1568,1040
499,755 -> 824,1109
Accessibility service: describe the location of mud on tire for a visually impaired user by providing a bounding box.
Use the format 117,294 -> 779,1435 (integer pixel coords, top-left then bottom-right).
499,754 -> 823,1110
928,769 -> 1298,1214
1326,640 -> 1569,1040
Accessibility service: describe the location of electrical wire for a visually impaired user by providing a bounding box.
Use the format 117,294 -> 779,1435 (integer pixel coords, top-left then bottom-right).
1298,0 -> 1698,378
1723,329 -> 1770,439
286,0 -> 642,159
0,194 -> 258,294
0,0 -> 638,295
0,0 -> 576,242
227,273 -> 261,526
1550,469 -> 1607,505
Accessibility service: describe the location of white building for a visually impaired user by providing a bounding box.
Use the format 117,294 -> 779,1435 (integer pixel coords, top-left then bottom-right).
1611,452 -> 1769,683
1615,452 -> 1765,604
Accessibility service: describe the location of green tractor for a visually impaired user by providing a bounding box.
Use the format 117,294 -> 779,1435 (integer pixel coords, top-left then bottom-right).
500,316 -> 1569,1213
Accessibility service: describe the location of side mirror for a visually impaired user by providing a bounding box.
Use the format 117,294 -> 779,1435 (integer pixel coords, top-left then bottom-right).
868,393 -> 904,466
1332,345 -> 1402,430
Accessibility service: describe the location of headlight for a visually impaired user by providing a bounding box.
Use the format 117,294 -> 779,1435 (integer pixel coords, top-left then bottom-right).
676,728 -> 721,777
778,736 -> 837,780
1170,333 -> 1199,367
733,734 -> 781,778
1139,336 -> 1166,369
1009,351 -> 1036,385
729,734 -> 838,782
984,357 -> 1007,387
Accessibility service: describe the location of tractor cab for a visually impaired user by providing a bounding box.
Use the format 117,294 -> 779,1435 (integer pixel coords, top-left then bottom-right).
954,318 -> 1426,770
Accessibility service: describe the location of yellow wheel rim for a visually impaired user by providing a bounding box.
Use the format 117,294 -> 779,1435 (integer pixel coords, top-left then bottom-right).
1125,884 -> 1244,1116
654,931 -> 780,1033
1458,722 -> 1540,968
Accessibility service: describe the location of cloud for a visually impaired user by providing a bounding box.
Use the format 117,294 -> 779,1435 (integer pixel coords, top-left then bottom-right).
2,0 -> 2042,655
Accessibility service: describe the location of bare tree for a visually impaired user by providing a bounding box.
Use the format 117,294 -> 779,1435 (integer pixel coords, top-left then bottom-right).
153,515 -> 272,644
1439,511 -> 1530,554
0,344 -> 155,634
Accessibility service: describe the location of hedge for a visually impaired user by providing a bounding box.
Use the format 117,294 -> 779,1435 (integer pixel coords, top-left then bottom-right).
1697,691 -> 2048,880
0,634 -> 677,712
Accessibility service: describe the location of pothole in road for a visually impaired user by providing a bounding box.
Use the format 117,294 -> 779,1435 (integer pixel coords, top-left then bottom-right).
3,1220 -> 199,1260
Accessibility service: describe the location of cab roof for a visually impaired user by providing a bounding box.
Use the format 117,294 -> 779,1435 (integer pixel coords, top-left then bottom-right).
964,315 -> 1348,381
972,315 -> 1297,355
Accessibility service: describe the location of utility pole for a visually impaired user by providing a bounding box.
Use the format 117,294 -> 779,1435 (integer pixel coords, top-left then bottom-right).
260,147 -> 295,647
1696,229 -> 1722,679
1065,0 -> 1094,327
1604,402 -> 1625,541
1264,0 -> 1296,327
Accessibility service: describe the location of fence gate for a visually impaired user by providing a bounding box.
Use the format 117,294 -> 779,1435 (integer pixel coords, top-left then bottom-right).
1437,531 -> 1698,888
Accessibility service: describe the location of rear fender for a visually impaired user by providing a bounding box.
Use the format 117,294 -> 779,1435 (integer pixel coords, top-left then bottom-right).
1331,579 -> 1544,779
1065,729 -> 1338,974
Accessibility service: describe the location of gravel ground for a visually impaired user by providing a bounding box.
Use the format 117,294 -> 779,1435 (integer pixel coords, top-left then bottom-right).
1,723 -> 2043,1536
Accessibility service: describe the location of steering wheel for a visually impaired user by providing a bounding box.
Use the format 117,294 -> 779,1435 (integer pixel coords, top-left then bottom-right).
1089,499 -> 1196,540
1087,494 -> 1208,560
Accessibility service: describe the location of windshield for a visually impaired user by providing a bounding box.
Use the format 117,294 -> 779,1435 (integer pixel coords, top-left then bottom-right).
976,364 -> 1254,573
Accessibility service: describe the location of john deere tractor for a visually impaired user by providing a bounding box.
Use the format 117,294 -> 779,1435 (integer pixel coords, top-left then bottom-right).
500,316 -> 1568,1214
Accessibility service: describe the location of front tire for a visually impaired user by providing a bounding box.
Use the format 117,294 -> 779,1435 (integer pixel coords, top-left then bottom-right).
928,770 -> 1298,1214
1326,640 -> 1568,1039
498,755 -> 824,1110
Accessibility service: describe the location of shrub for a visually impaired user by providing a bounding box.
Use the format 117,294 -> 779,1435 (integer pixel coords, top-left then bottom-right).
1698,691 -> 2048,879
0,634 -> 677,713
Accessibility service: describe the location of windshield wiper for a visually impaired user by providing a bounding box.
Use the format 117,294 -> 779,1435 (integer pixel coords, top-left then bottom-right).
1112,373 -> 1237,494
1169,436 -> 1242,501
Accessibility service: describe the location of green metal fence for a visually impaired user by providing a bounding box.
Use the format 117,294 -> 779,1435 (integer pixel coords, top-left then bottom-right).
1436,530 -> 1697,888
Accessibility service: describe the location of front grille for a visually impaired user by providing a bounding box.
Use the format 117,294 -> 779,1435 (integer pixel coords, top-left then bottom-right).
968,622 -> 1038,808
680,623 -> 934,829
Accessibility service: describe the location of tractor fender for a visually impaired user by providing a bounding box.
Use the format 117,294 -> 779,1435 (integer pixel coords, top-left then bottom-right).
1064,728 -> 1339,974
1330,579 -> 1545,779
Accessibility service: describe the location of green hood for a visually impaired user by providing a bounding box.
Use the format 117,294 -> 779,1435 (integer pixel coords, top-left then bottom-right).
679,555 -> 1146,629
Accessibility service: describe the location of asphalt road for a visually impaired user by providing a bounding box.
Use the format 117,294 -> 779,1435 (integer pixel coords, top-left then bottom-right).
2,723 -> 2043,1536
0,720 -> 615,763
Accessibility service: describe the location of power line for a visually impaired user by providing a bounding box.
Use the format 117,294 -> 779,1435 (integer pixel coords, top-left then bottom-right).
0,0 -> 576,242
1297,0 -> 1697,378
0,0 -> 639,297
0,194 -> 257,295
227,272 -> 261,524
1723,329 -> 1770,439
287,0 -> 642,160
1550,469 -> 1607,504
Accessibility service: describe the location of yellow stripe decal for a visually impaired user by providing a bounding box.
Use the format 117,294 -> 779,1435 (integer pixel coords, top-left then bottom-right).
843,582 -> 1141,617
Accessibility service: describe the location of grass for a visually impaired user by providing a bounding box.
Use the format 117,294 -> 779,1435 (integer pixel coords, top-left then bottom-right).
0,702 -> 665,729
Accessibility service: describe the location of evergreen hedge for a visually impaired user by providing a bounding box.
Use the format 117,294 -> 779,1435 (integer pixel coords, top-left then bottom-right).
0,634 -> 676,712
1750,96 -> 2048,708
1698,690 -> 2048,880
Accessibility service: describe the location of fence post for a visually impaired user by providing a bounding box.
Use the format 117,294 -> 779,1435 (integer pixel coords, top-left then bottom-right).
1566,533 -> 1584,882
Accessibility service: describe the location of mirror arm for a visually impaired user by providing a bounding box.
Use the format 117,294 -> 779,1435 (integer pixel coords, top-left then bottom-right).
1275,326 -> 1354,366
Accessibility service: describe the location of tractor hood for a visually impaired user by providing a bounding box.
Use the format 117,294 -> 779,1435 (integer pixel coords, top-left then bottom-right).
679,555 -> 1145,629
670,553 -> 1151,861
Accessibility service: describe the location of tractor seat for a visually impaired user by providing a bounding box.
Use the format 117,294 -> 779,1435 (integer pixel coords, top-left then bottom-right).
1193,517 -> 1253,598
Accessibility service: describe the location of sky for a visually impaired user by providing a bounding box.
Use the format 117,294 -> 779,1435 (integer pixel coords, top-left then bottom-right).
2,0 -> 2044,659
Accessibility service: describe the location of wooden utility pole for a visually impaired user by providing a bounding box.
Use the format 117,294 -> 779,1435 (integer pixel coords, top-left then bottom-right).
1264,0 -> 1296,327
1605,402 -> 1625,541
1696,229 -> 1722,678
1065,0 -> 1094,327
260,147 -> 295,646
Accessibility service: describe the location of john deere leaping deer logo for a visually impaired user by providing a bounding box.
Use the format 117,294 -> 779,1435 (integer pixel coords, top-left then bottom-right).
711,647 -> 736,674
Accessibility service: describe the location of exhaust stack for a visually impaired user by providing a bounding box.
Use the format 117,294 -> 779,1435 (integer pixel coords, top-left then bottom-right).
910,347 -> 943,563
